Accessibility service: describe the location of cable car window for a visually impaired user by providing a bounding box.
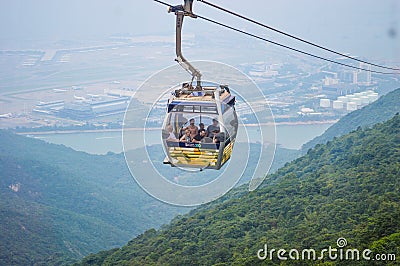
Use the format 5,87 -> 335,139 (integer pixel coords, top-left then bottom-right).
170,105 -> 218,114
183,105 -> 194,112
170,105 -> 182,112
222,104 -> 238,139
201,106 -> 218,114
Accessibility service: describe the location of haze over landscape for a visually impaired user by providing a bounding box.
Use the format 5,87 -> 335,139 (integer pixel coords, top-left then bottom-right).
1,0 -> 399,59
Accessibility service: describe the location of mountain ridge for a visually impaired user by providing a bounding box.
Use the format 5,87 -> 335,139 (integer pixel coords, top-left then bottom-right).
78,114 -> 400,265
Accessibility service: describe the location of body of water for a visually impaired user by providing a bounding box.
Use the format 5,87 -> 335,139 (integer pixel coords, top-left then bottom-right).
31,123 -> 333,154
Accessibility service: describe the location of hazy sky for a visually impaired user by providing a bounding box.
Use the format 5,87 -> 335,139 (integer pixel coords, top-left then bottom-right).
1,0 -> 399,61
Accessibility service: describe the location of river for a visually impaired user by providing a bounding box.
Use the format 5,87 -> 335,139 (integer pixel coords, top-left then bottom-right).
31,123 -> 333,154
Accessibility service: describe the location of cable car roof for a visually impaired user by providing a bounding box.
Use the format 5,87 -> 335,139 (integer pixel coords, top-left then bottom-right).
170,84 -> 234,103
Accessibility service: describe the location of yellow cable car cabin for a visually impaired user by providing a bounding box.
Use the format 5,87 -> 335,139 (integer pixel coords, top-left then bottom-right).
162,83 -> 238,170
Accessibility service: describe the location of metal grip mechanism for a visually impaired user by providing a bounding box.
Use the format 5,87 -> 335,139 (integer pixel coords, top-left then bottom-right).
168,0 -> 202,90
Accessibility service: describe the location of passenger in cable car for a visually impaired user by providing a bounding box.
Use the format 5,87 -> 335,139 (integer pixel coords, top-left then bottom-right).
166,125 -> 178,142
213,131 -> 226,144
206,118 -> 220,138
183,118 -> 198,138
179,129 -> 192,142
192,129 -> 207,143
198,122 -> 205,134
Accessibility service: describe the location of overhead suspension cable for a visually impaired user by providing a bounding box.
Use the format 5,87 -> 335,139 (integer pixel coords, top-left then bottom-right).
198,0 -> 400,72
196,15 -> 397,74
154,0 -> 398,75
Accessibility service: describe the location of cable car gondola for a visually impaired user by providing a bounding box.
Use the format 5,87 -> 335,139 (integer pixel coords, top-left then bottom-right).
162,0 -> 238,170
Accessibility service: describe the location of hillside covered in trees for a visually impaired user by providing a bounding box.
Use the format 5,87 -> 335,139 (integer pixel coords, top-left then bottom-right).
0,131 -> 185,265
79,114 -> 400,265
0,128 -> 300,265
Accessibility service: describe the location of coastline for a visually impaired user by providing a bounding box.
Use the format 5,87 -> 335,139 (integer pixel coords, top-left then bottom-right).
16,120 -> 337,135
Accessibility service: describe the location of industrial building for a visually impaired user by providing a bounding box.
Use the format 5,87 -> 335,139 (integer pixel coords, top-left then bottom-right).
319,90 -> 378,111
57,97 -> 130,120
58,102 -> 95,120
34,94 -> 131,121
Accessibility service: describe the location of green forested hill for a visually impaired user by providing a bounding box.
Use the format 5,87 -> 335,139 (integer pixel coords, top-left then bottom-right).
0,128 -> 299,265
302,88 -> 400,152
80,114 -> 400,265
0,131 -> 185,265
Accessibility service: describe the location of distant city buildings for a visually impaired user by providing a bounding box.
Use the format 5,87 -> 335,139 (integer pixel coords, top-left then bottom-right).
247,62 -> 282,79
338,70 -> 357,84
357,63 -> 372,85
242,59 -> 382,122
321,83 -> 359,99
